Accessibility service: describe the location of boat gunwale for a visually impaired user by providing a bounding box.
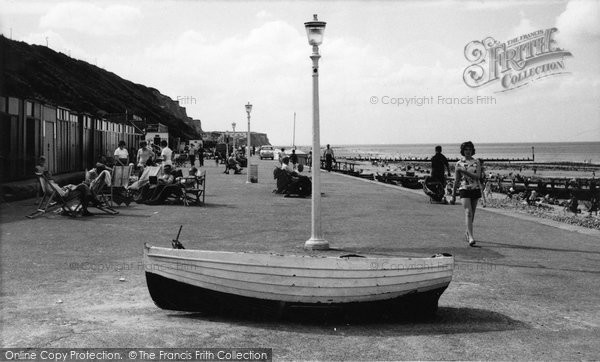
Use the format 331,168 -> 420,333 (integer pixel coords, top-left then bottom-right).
147,250 -> 452,271
144,245 -> 454,272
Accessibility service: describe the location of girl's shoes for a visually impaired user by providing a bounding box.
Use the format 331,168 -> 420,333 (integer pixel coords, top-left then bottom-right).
465,232 -> 476,247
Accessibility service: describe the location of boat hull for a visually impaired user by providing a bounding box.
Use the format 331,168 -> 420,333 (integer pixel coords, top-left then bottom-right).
146,272 -> 448,319
143,245 -> 454,317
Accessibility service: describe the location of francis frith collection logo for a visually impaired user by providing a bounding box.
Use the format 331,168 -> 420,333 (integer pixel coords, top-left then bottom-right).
463,28 -> 572,92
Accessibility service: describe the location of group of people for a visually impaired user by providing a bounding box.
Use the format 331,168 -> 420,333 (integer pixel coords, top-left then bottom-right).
224,152 -> 243,174
126,141 -> 207,205
116,139 -> 206,172
35,139 -> 202,216
113,139 -> 174,172
132,164 -> 181,205
35,156 -> 116,216
274,144 -> 335,172
183,143 -> 205,167
277,148 -> 300,170
274,155 -> 311,197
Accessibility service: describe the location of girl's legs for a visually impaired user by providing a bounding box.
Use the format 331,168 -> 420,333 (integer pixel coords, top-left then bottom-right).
480,186 -> 487,207
471,197 -> 479,226
461,197 -> 478,244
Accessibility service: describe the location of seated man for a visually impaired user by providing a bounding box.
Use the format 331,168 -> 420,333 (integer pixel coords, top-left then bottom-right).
281,156 -> 295,173
128,165 -> 162,203
145,165 -> 179,205
273,167 -> 290,194
225,154 -> 242,174
61,183 -> 94,216
93,162 -> 113,176
506,187 -> 516,199
178,167 -> 201,194
566,193 -> 581,214
36,156 -> 94,216
527,190 -> 538,206
587,196 -> 599,215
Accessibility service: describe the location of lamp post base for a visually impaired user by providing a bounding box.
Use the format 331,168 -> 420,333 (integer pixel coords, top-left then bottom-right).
304,238 -> 329,250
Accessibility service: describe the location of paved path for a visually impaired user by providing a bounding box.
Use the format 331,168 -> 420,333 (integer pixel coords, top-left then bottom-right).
1,157 -> 599,360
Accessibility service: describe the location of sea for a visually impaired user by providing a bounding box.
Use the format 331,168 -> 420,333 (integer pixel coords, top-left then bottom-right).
324,142 -> 600,164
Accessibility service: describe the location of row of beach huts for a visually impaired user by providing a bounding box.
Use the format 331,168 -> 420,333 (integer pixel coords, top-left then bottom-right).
0,95 -> 171,183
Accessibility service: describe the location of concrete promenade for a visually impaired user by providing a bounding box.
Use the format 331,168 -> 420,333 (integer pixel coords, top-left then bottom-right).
1,157 -> 599,360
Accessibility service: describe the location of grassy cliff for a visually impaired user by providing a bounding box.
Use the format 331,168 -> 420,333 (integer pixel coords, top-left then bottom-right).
0,35 -> 199,139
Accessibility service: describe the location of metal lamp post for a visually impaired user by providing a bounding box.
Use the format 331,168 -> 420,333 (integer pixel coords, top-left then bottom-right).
245,102 -> 252,184
304,14 -> 328,250
225,131 -> 229,158
232,122 -> 237,152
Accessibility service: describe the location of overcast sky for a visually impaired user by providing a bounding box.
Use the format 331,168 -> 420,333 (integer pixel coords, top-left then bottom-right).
1,0 -> 599,146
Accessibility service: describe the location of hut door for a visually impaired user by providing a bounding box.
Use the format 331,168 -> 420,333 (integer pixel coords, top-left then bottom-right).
44,121 -> 56,174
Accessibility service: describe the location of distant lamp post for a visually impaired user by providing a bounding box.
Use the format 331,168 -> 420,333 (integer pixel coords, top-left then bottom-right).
232,122 -> 237,151
225,131 -> 230,158
245,102 -> 253,184
304,14 -> 328,250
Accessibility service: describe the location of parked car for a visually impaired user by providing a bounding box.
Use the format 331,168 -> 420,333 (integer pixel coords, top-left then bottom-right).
259,145 -> 274,160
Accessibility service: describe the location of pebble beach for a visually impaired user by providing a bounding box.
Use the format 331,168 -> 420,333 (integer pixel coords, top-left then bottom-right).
333,158 -> 600,231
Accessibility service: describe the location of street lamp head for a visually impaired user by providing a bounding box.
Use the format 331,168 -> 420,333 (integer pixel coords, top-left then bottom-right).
304,14 -> 326,46
232,122 -> 236,129
245,102 -> 252,114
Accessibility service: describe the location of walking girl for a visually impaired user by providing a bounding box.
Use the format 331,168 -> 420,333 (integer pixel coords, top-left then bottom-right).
452,141 -> 482,246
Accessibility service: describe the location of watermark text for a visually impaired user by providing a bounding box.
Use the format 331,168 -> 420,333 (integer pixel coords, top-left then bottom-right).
370,95 -> 496,106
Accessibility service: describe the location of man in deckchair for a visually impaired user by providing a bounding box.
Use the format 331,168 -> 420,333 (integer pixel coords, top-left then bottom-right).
36,156 -> 94,216
144,165 -> 179,205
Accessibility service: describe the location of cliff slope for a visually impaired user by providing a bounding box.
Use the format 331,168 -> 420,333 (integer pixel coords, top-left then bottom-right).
0,35 -> 200,139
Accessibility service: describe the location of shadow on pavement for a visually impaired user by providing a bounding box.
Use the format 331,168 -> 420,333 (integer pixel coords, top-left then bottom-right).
167,306 -> 527,336
481,240 -> 600,255
351,246 -> 505,260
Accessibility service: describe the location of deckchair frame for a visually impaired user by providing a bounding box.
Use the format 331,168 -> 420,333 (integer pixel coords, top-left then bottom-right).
179,170 -> 206,206
26,173 -> 81,219
27,172 -> 119,219
88,170 -> 119,215
107,165 -> 132,207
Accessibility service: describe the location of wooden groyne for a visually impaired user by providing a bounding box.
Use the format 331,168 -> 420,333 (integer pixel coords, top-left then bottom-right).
340,156 -> 534,163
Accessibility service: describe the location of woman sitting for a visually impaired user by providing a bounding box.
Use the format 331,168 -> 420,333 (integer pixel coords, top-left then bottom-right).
144,165 -> 181,205
225,154 -> 242,174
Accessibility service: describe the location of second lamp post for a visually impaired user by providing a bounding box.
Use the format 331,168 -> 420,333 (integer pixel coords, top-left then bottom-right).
232,122 -> 236,151
245,102 -> 252,184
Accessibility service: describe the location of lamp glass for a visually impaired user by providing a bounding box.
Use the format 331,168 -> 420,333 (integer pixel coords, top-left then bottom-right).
304,15 -> 326,46
245,103 -> 252,113
305,26 -> 325,46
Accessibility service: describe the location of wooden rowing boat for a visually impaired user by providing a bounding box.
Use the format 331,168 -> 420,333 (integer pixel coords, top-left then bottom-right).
144,243 -> 454,317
